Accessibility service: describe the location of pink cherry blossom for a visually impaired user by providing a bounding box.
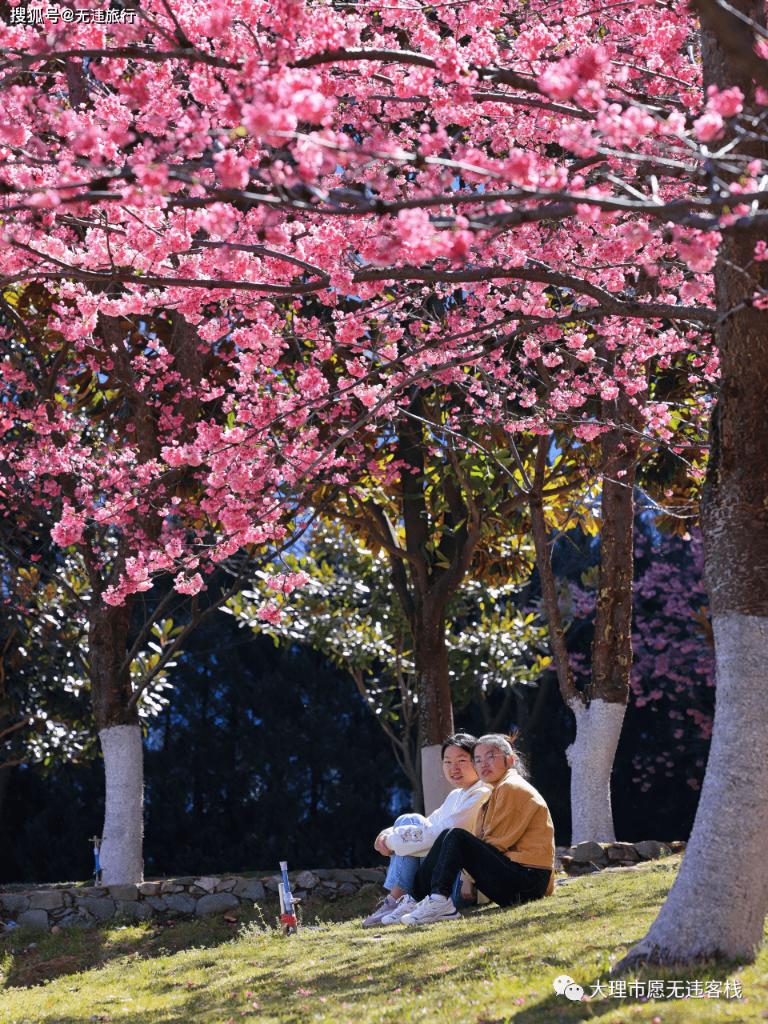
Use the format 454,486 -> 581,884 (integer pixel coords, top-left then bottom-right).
705,85 -> 744,118
693,112 -> 725,143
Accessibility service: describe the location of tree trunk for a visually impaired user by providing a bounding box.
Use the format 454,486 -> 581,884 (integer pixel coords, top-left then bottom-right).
531,414 -> 639,846
90,600 -> 144,885
572,403 -> 640,844
413,601 -> 454,812
621,618 -> 768,964
99,724 -> 144,885
566,698 -> 627,844
590,401 -> 640,709
618,0 -> 768,966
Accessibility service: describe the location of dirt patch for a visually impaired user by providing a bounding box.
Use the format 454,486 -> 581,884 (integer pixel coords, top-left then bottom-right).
11,952 -> 84,987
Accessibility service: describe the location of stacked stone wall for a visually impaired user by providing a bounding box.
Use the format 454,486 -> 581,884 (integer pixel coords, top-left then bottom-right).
556,839 -> 685,876
0,867 -> 386,933
0,841 -> 685,933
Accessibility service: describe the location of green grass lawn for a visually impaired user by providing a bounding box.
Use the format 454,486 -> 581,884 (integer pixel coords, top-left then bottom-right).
2,856 -> 766,1024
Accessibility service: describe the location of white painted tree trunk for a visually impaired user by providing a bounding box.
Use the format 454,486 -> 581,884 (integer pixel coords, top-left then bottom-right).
421,744 -> 452,814
99,724 -> 144,885
566,698 -> 626,845
620,614 -> 768,964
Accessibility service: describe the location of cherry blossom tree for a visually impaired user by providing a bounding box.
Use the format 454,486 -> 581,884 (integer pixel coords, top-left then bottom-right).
0,286 -> 318,882
0,0 -> 718,839
618,0 -> 768,969
0,0 -> 765,960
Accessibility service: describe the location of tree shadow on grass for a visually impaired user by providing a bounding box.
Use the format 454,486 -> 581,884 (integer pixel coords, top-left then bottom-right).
38,920 -> 522,1023
3,869 -> 667,993
0,905 -> 273,990
1,888 -> 381,991
1,870 -> 703,1023
6,917 -> 754,1024
8,951 -> 456,1024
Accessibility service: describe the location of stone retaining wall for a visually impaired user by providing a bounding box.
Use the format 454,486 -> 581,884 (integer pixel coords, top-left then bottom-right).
0,866 -> 387,934
556,839 -> 685,876
1,841 -> 685,933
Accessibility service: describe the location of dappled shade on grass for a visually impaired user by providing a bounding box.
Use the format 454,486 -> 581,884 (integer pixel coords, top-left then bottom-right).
1,858 -> 766,1024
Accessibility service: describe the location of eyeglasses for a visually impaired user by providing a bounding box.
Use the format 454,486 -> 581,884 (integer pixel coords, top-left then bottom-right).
473,751 -> 504,766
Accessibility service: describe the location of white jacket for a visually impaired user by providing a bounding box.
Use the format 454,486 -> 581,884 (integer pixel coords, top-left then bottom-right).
381,780 -> 491,857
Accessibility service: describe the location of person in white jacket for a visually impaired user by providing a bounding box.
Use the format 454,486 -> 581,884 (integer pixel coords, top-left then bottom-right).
362,733 -> 490,927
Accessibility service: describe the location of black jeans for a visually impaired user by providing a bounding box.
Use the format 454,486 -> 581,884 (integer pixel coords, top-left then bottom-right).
414,828 -> 551,907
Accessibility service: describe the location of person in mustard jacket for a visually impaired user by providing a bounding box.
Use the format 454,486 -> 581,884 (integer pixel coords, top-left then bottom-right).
400,732 -> 556,926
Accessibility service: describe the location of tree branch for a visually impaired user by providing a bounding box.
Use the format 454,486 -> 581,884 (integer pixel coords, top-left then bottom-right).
354,265 -> 717,324
0,717 -> 33,742
294,47 -> 539,92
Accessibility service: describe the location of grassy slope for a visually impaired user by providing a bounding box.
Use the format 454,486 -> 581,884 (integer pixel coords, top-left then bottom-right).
1,856 -> 766,1024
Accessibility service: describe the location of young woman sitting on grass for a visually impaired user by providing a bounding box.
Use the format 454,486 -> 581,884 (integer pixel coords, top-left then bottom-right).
362,733 -> 491,928
398,732 -> 555,926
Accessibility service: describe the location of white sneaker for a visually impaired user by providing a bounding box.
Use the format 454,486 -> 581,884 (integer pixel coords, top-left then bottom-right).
380,894 -> 418,924
361,894 -> 398,928
400,894 -> 459,926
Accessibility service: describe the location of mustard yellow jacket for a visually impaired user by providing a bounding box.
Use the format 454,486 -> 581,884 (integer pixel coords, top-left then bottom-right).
475,769 -> 556,896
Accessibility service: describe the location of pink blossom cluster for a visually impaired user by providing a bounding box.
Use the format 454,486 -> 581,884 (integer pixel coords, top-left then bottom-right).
0,0 -> 735,610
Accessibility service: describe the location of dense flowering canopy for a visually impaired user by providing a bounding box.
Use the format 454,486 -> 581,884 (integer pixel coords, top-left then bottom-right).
1,0 -> 762,600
